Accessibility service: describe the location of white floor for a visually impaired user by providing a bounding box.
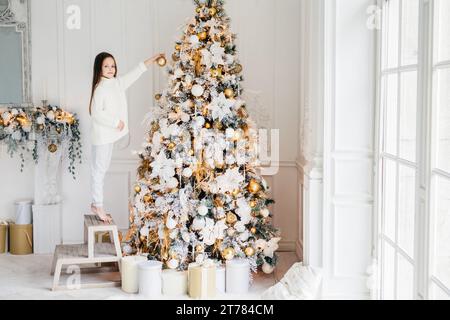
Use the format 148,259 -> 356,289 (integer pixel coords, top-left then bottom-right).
0,252 -> 299,300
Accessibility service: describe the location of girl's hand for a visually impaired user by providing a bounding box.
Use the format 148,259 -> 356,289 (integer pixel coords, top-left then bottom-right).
117,120 -> 125,131
144,53 -> 165,67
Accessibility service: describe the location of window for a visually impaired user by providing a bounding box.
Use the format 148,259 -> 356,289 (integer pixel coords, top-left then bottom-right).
377,0 -> 450,300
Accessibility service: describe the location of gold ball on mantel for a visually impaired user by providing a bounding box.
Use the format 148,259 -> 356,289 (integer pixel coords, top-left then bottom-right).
226,212 -> 238,225
224,88 -> 234,98
248,179 -> 261,194
222,247 -> 235,260
48,143 -> 57,153
245,247 -> 255,257
157,55 -> 167,67
134,185 -> 141,193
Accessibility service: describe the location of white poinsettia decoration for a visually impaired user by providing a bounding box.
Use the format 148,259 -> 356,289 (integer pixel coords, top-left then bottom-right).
207,92 -> 235,121
201,48 -> 212,69
200,218 -> 227,245
236,197 -> 252,224
150,151 -> 176,183
210,42 -> 225,65
263,237 -> 281,258
214,167 -> 244,194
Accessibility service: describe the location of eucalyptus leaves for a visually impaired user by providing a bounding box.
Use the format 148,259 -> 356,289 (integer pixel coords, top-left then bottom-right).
0,105 -> 82,179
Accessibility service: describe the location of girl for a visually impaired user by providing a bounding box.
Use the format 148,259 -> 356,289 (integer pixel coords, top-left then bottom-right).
89,52 -> 164,222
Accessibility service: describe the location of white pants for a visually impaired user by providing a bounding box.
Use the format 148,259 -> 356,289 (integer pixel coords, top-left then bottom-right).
90,143 -> 114,207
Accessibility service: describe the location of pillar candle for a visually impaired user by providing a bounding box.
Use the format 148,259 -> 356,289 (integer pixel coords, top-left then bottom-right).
162,269 -> 188,296
121,255 -> 148,293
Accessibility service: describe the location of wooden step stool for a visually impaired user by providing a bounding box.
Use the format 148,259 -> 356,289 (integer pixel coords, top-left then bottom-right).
50,214 -> 122,291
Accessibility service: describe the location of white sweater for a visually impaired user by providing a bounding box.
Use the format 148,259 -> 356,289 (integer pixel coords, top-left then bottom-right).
90,61 -> 148,146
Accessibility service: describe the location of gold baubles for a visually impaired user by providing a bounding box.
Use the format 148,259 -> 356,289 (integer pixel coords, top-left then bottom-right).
231,64 -> 243,74
175,44 -> 182,51
226,212 -> 238,224
210,68 -> 222,78
38,124 -> 44,131
157,55 -> 167,67
134,185 -> 141,193
48,143 -> 57,153
56,127 -> 62,134
250,200 -> 257,208
248,179 -> 261,194
222,247 -> 235,260
245,247 -> 255,257
224,88 -> 234,98
198,31 -> 208,41
204,122 -> 212,129
143,193 -> 152,203
232,189 -> 240,197
168,142 -> 176,150
155,93 -> 162,101
195,244 -> 204,253
209,7 -> 217,16
196,7 -> 202,13
250,227 -> 257,234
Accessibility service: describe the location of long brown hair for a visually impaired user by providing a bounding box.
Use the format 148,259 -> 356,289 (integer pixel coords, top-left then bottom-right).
89,52 -> 117,115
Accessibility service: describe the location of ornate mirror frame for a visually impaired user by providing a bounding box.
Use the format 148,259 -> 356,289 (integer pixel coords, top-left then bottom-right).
0,0 -> 32,107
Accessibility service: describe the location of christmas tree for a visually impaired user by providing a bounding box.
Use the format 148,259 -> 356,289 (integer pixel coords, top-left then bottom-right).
125,0 -> 281,274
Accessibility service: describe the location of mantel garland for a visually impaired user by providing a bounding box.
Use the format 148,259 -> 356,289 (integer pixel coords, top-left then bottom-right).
0,105 -> 82,179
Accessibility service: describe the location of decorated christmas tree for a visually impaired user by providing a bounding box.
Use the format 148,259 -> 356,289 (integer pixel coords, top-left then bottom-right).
125,0 -> 281,274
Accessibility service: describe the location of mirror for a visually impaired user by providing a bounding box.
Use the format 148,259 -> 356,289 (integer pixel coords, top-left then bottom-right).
0,0 -> 32,107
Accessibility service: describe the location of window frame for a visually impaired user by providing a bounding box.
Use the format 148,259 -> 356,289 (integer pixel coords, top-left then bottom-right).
375,0 -> 450,300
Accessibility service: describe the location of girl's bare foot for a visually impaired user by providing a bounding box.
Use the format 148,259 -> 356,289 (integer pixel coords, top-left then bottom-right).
91,205 -> 112,223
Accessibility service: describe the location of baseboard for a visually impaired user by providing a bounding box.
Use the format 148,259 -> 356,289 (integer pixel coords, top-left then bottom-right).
278,240 -> 296,252
295,239 -> 303,260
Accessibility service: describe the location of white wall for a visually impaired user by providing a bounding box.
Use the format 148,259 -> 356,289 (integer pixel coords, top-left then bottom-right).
0,0 -> 301,252
299,0 -> 376,298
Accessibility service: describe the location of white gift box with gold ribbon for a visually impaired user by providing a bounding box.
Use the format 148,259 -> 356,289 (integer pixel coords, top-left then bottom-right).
188,260 -> 216,299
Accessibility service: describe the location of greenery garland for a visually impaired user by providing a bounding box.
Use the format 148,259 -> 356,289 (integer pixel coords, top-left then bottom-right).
0,105 -> 82,179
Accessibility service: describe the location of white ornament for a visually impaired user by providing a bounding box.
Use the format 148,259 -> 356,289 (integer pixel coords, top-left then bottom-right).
260,208 -> 270,218
234,221 -> 246,233
166,177 -> 179,189
255,239 -> 267,252
225,128 -> 235,139
189,35 -> 199,45
227,228 -> 236,237
192,84 -> 204,97
262,263 -> 274,274
182,167 -> 193,178
181,113 -> 190,122
166,216 -> 177,230
197,205 -> 208,216
167,259 -> 179,269
182,231 -> 191,242
46,111 -> 55,120
238,230 -> 249,242
192,217 -> 206,231
140,226 -> 149,237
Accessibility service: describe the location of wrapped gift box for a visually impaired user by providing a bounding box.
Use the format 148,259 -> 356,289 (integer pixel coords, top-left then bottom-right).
9,223 -> 33,255
138,260 -> 163,298
226,258 -> 250,294
188,261 -> 216,299
121,255 -> 148,293
162,269 -> 188,296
